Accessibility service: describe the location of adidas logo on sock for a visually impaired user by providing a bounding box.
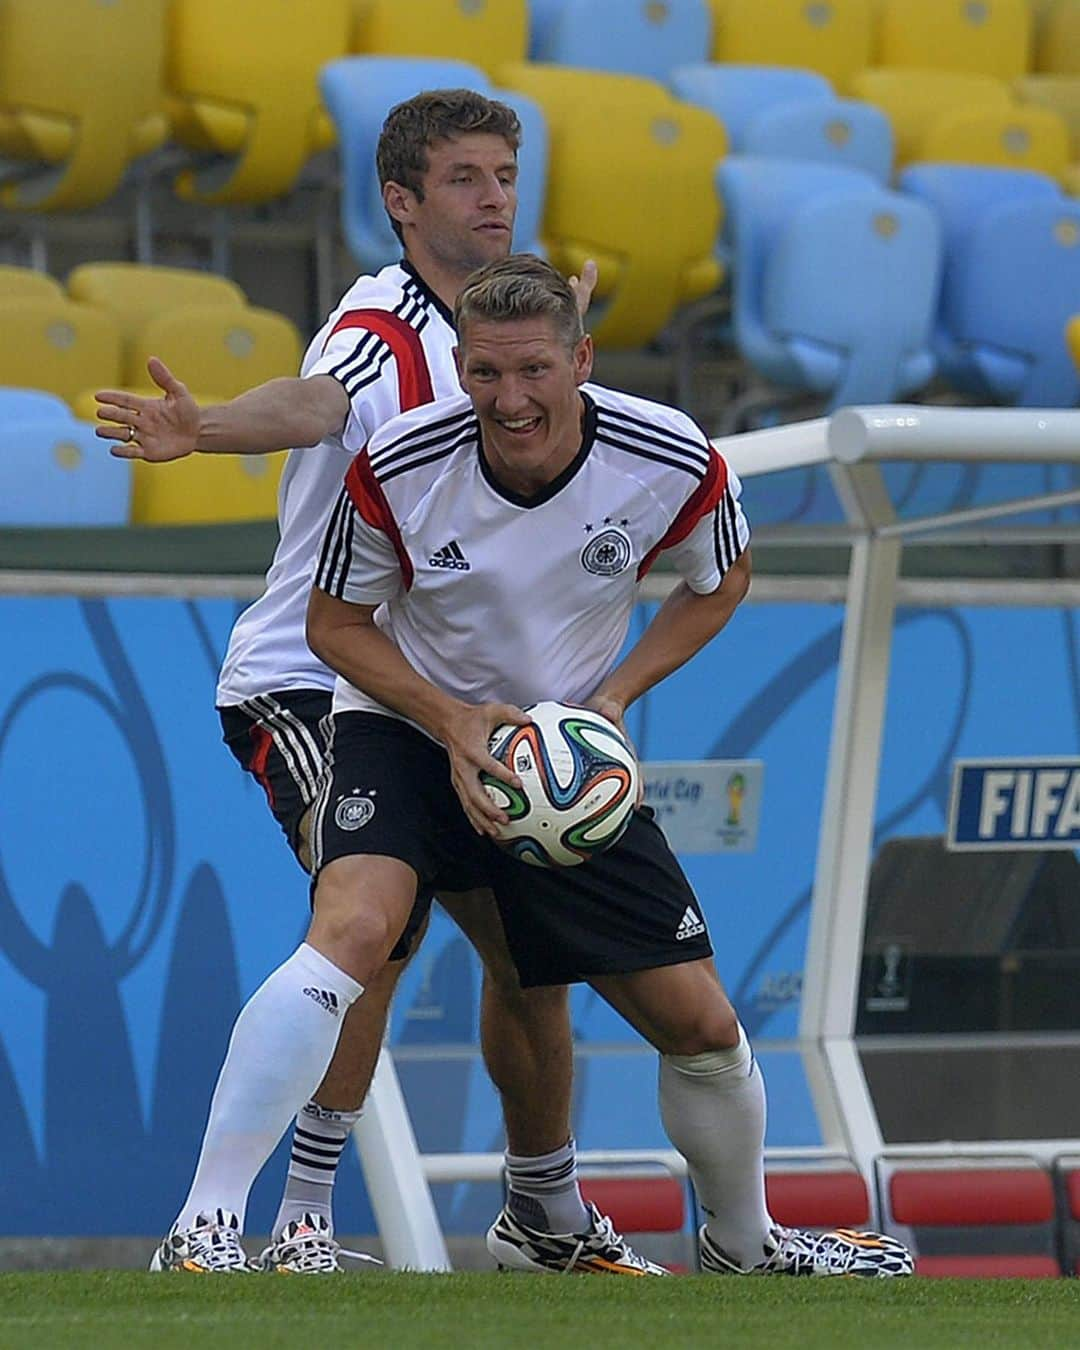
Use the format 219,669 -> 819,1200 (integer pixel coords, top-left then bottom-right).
429,539 -> 471,571
675,906 -> 706,941
302,987 -> 340,1015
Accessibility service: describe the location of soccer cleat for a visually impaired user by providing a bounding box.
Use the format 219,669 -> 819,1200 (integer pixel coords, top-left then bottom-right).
258,1212 -> 382,1275
149,1209 -> 252,1273
486,1202 -> 671,1276
699,1222 -> 914,1278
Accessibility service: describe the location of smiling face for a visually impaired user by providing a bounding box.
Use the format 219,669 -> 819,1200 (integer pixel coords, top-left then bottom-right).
455,314 -> 594,498
383,133 -> 518,289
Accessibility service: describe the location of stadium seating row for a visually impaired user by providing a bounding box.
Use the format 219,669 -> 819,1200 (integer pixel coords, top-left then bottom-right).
316,57 -> 1080,375
721,160 -> 1080,413
0,263 -> 298,526
583,1153 -> 1080,1277
3,0 -> 1080,214
4,154 -> 1080,528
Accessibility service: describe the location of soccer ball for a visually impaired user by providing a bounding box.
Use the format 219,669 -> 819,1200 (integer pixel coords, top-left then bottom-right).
481,700 -> 639,868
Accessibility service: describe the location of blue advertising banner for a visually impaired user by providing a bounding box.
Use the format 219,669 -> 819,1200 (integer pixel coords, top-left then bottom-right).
948,758 -> 1080,850
0,594 -> 836,1237
3,593 -> 1076,1236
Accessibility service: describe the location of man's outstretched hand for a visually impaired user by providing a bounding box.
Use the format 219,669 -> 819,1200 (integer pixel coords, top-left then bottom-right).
96,357 -> 201,462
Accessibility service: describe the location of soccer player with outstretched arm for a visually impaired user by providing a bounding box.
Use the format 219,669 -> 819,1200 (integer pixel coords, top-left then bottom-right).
99,93 -> 650,1277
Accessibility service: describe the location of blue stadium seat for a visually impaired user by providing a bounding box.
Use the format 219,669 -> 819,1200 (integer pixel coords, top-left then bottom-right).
900,165 -> 1065,397
527,0 -> 566,58
952,198 -> 1080,406
717,156 -> 879,392
743,96 -> 893,181
536,0 -> 711,81
670,64 -> 833,149
761,188 -> 941,408
0,414 -> 130,526
496,89 -> 549,259
319,57 -> 547,270
0,387 -> 73,420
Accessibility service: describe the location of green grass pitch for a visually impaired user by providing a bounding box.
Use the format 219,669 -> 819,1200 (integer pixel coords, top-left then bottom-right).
1,1273 -> 1077,1350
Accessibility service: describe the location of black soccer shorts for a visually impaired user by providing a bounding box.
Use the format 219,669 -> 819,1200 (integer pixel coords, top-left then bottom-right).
220,690 -> 332,862
219,691 -> 429,961
313,711 -> 714,988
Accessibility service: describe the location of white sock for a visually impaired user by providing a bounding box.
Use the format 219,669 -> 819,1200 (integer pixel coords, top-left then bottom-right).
505,1137 -> 590,1233
271,1099 -> 363,1241
177,944 -> 363,1231
659,1024 -> 773,1269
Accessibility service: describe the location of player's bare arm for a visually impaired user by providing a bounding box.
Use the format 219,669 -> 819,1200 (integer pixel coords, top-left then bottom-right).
305,587 -> 528,836
97,358 -> 349,462
591,550 -> 752,720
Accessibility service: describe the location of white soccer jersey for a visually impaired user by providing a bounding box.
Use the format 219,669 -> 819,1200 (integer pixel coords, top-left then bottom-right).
215,262 -> 462,706
316,383 -> 751,720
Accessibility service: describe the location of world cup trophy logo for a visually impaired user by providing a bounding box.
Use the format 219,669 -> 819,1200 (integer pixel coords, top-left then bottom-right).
726,771 -> 746,827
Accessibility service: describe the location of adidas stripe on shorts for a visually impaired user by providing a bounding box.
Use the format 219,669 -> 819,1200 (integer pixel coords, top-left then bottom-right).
220,690 -> 332,861
312,712 -> 714,988
219,691 -> 430,962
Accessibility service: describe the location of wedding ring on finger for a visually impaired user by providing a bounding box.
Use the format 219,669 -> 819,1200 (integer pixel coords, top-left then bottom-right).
125,424 -> 136,443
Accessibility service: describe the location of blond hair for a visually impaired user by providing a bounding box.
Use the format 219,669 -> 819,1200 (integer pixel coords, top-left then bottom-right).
454,254 -> 584,350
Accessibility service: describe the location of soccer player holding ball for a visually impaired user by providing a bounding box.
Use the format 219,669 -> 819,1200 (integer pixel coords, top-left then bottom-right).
303,255 -> 913,1277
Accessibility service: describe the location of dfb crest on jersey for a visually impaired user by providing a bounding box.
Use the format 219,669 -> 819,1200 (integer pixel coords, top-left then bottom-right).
335,794 -> 375,831
580,527 -> 632,577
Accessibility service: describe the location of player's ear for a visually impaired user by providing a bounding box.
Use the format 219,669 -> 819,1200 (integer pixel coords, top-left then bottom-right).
573,334 -> 593,386
382,180 -> 411,228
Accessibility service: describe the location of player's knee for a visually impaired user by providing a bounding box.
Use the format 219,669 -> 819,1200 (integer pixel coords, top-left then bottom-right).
661,1000 -> 741,1057
311,863 -> 404,980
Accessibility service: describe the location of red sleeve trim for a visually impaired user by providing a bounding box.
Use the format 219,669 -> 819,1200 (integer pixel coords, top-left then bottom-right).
344,451 -> 414,590
636,449 -> 728,581
325,309 -> 435,412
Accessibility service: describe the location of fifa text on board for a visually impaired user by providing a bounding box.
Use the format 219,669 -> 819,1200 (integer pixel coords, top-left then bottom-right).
947,758 -> 1080,851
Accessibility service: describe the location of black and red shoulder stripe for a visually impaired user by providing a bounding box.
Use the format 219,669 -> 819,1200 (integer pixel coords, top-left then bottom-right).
324,308 -> 434,413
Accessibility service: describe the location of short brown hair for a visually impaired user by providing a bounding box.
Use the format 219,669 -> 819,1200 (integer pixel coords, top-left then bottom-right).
377,89 -> 521,243
455,254 -> 585,351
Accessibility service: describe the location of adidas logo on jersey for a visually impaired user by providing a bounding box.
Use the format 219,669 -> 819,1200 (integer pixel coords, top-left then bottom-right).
675,906 -> 706,941
429,540 -> 471,571
302,987 -> 340,1015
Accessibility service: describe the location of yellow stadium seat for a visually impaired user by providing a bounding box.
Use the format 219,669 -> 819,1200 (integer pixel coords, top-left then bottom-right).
0,265 -> 63,301
705,0 -> 732,46
877,0 -> 1031,82
1066,312 -> 1080,367
129,450 -> 285,526
923,102 -> 1071,179
0,0 -> 167,211
712,0 -> 875,92
498,65 -> 725,347
67,264 -> 246,370
850,69 -> 1012,165
1035,0 -> 1080,75
1016,74 -> 1080,156
167,0 -> 351,205
119,304 -> 300,526
0,298 -> 121,409
125,305 -> 303,401
353,0 -> 528,77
